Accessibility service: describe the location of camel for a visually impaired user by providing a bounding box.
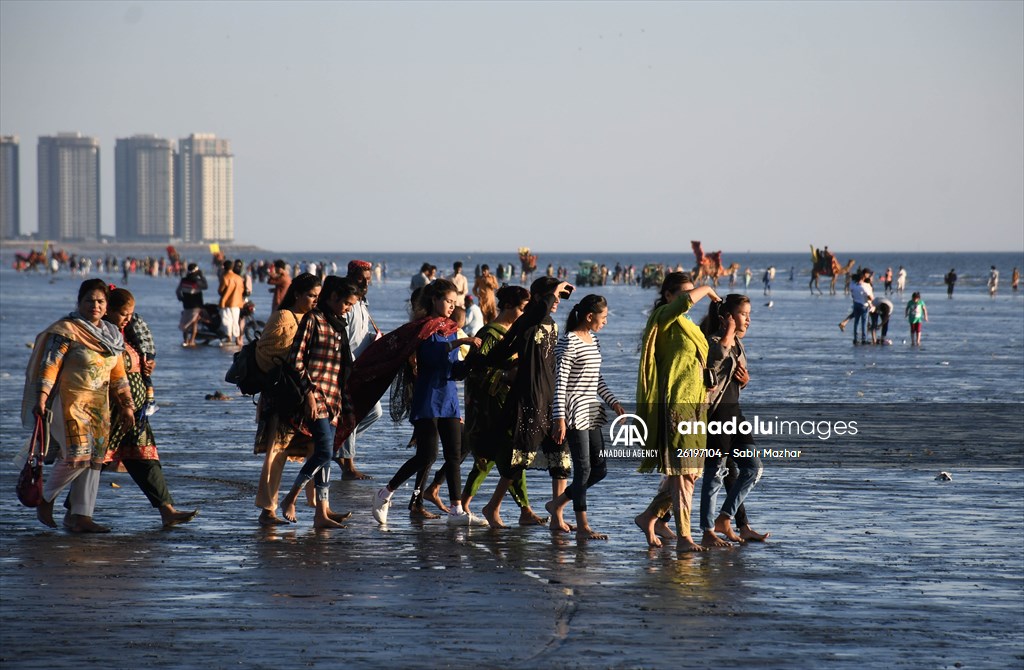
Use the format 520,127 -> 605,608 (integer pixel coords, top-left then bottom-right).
694,261 -> 741,287
810,256 -> 856,295
691,241 -> 738,287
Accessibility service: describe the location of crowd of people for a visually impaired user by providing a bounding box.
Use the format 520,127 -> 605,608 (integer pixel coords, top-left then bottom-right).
18,250 -> 1017,545
21,258 -> 775,551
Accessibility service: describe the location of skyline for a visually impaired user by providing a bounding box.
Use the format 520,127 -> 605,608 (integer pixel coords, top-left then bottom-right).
1,1 -> 1022,253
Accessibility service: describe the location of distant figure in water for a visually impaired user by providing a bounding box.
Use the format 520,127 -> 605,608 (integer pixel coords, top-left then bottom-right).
869,297 -> 894,345
944,268 -> 957,298
988,266 -> 999,296
896,266 -> 907,294
1012,267 -> 1019,292
905,292 -> 928,346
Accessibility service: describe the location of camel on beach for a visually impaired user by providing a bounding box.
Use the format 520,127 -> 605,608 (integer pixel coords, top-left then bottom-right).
810,256 -> 856,295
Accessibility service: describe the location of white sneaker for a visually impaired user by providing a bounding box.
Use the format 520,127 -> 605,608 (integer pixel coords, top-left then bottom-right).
468,512 -> 490,527
372,488 -> 392,524
446,510 -> 471,526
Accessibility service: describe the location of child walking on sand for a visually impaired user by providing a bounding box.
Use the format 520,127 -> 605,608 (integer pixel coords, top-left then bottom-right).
905,292 -> 928,346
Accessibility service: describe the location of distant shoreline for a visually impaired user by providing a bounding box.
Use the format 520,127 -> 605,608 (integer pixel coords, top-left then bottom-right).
1,239 -> 1021,257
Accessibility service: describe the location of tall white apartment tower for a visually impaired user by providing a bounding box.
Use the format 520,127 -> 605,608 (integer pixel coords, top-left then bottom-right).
0,135 -> 19,238
175,133 -> 233,242
37,133 -> 101,241
115,135 -> 174,241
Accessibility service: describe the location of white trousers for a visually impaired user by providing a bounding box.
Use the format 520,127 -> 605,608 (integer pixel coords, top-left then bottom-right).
44,463 -> 100,516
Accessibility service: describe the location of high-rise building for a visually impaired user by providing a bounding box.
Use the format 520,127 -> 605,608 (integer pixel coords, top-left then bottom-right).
0,136 -> 19,239
37,133 -> 101,241
115,134 -> 174,241
175,133 -> 233,242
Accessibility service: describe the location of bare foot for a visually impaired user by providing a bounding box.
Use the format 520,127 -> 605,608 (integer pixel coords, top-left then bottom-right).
714,518 -> 743,543
313,515 -> 346,530
634,513 -> 662,548
280,500 -> 298,523
577,527 -> 608,541
161,507 -> 199,528
258,510 -> 289,526
518,508 -> 548,526
481,503 -> 506,528
654,519 -> 677,541
545,500 -> 573,533
328,510 -> 353,523
410,505 -> 440,520
423,485 -> 450,513
36,498 -> 56,528
838,321 -> 846,332
64,515 -> 111,534
342,468 -> 372,481
677,536 -> 708,552
701,529 -> 732,548
739,525 -> 771,542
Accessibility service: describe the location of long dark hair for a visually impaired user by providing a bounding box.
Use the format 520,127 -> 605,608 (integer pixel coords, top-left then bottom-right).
414,278 -> 458,318
565,294 -> 607,332
700,293 -> 750,336
496,285 -> 530,310
279,272 -> 321,311
320,275 -> 361,306
654,272 -> 692,309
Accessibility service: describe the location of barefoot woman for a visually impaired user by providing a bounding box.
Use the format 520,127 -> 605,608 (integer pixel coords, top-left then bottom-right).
279,276 -> 361,529
633,272 -> 719,551
23,279 -> 134,533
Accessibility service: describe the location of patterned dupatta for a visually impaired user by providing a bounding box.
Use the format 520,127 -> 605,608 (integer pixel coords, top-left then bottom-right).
335,316 -> 458,444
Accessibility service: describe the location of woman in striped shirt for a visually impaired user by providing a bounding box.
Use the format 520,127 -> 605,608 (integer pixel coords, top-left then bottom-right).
547,294 -> 625,539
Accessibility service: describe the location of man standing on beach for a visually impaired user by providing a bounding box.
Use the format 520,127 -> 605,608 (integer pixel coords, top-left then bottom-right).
449,261 -> 469,300
335,259 -> 383,480
218,260 -> 245,346
267,259 -> 291,311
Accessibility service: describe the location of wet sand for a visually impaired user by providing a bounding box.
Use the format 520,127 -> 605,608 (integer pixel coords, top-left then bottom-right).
2,458 -> 1022,669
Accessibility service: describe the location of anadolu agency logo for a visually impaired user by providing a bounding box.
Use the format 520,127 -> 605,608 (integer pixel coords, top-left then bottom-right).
609,414 -> 648,447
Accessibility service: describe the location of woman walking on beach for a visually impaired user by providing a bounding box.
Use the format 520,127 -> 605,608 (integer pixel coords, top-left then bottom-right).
371,279 -> 482,526
698,294 -> 769,547
848,269 -> 874,345
279,276 -> 361,528
546,294 -> 625,541
471,276 -> 574,531
104,288 -> 199,527
253,273 -> 339,526
22,279 -> 134,533
460,285 -> 548,527
633,272 -> 719,551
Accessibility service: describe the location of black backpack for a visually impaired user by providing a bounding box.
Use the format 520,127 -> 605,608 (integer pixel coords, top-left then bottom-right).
225,339 -> 272,396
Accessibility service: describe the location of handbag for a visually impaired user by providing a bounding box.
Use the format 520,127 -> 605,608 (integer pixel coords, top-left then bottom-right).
16,414 -> 47,508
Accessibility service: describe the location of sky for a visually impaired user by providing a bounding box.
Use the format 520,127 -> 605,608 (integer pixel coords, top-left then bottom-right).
1,0 -> 1022,253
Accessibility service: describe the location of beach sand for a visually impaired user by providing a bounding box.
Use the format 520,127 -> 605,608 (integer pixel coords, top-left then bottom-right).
2,459 -> 1021,669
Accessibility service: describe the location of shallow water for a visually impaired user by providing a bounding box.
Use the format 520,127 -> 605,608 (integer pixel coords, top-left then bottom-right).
0,254 -> 1022,668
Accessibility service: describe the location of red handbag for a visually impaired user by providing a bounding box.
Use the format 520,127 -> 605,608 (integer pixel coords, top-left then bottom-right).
16,415 -> 47,508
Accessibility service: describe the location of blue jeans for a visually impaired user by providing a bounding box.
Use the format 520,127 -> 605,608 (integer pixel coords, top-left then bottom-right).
564,427 -> 608,512
336,401 -> 382,460
700,452 -> 763,531
852,302 -> 868,341
290,418 -> 335,502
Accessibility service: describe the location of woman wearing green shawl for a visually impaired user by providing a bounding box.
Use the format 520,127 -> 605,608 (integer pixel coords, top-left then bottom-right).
633,272 -> 719,551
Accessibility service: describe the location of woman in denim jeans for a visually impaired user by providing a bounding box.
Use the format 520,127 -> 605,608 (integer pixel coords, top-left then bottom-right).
279,276 -> 361,528
698,294 -> 770,547
548,294 -> 625,540
849,269 -> 875,345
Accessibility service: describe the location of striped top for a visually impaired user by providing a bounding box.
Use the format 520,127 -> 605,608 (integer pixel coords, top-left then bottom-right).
552,331 -> 619,430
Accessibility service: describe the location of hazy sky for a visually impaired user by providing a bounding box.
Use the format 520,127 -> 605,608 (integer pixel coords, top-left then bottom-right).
2,1 -> 1022,253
